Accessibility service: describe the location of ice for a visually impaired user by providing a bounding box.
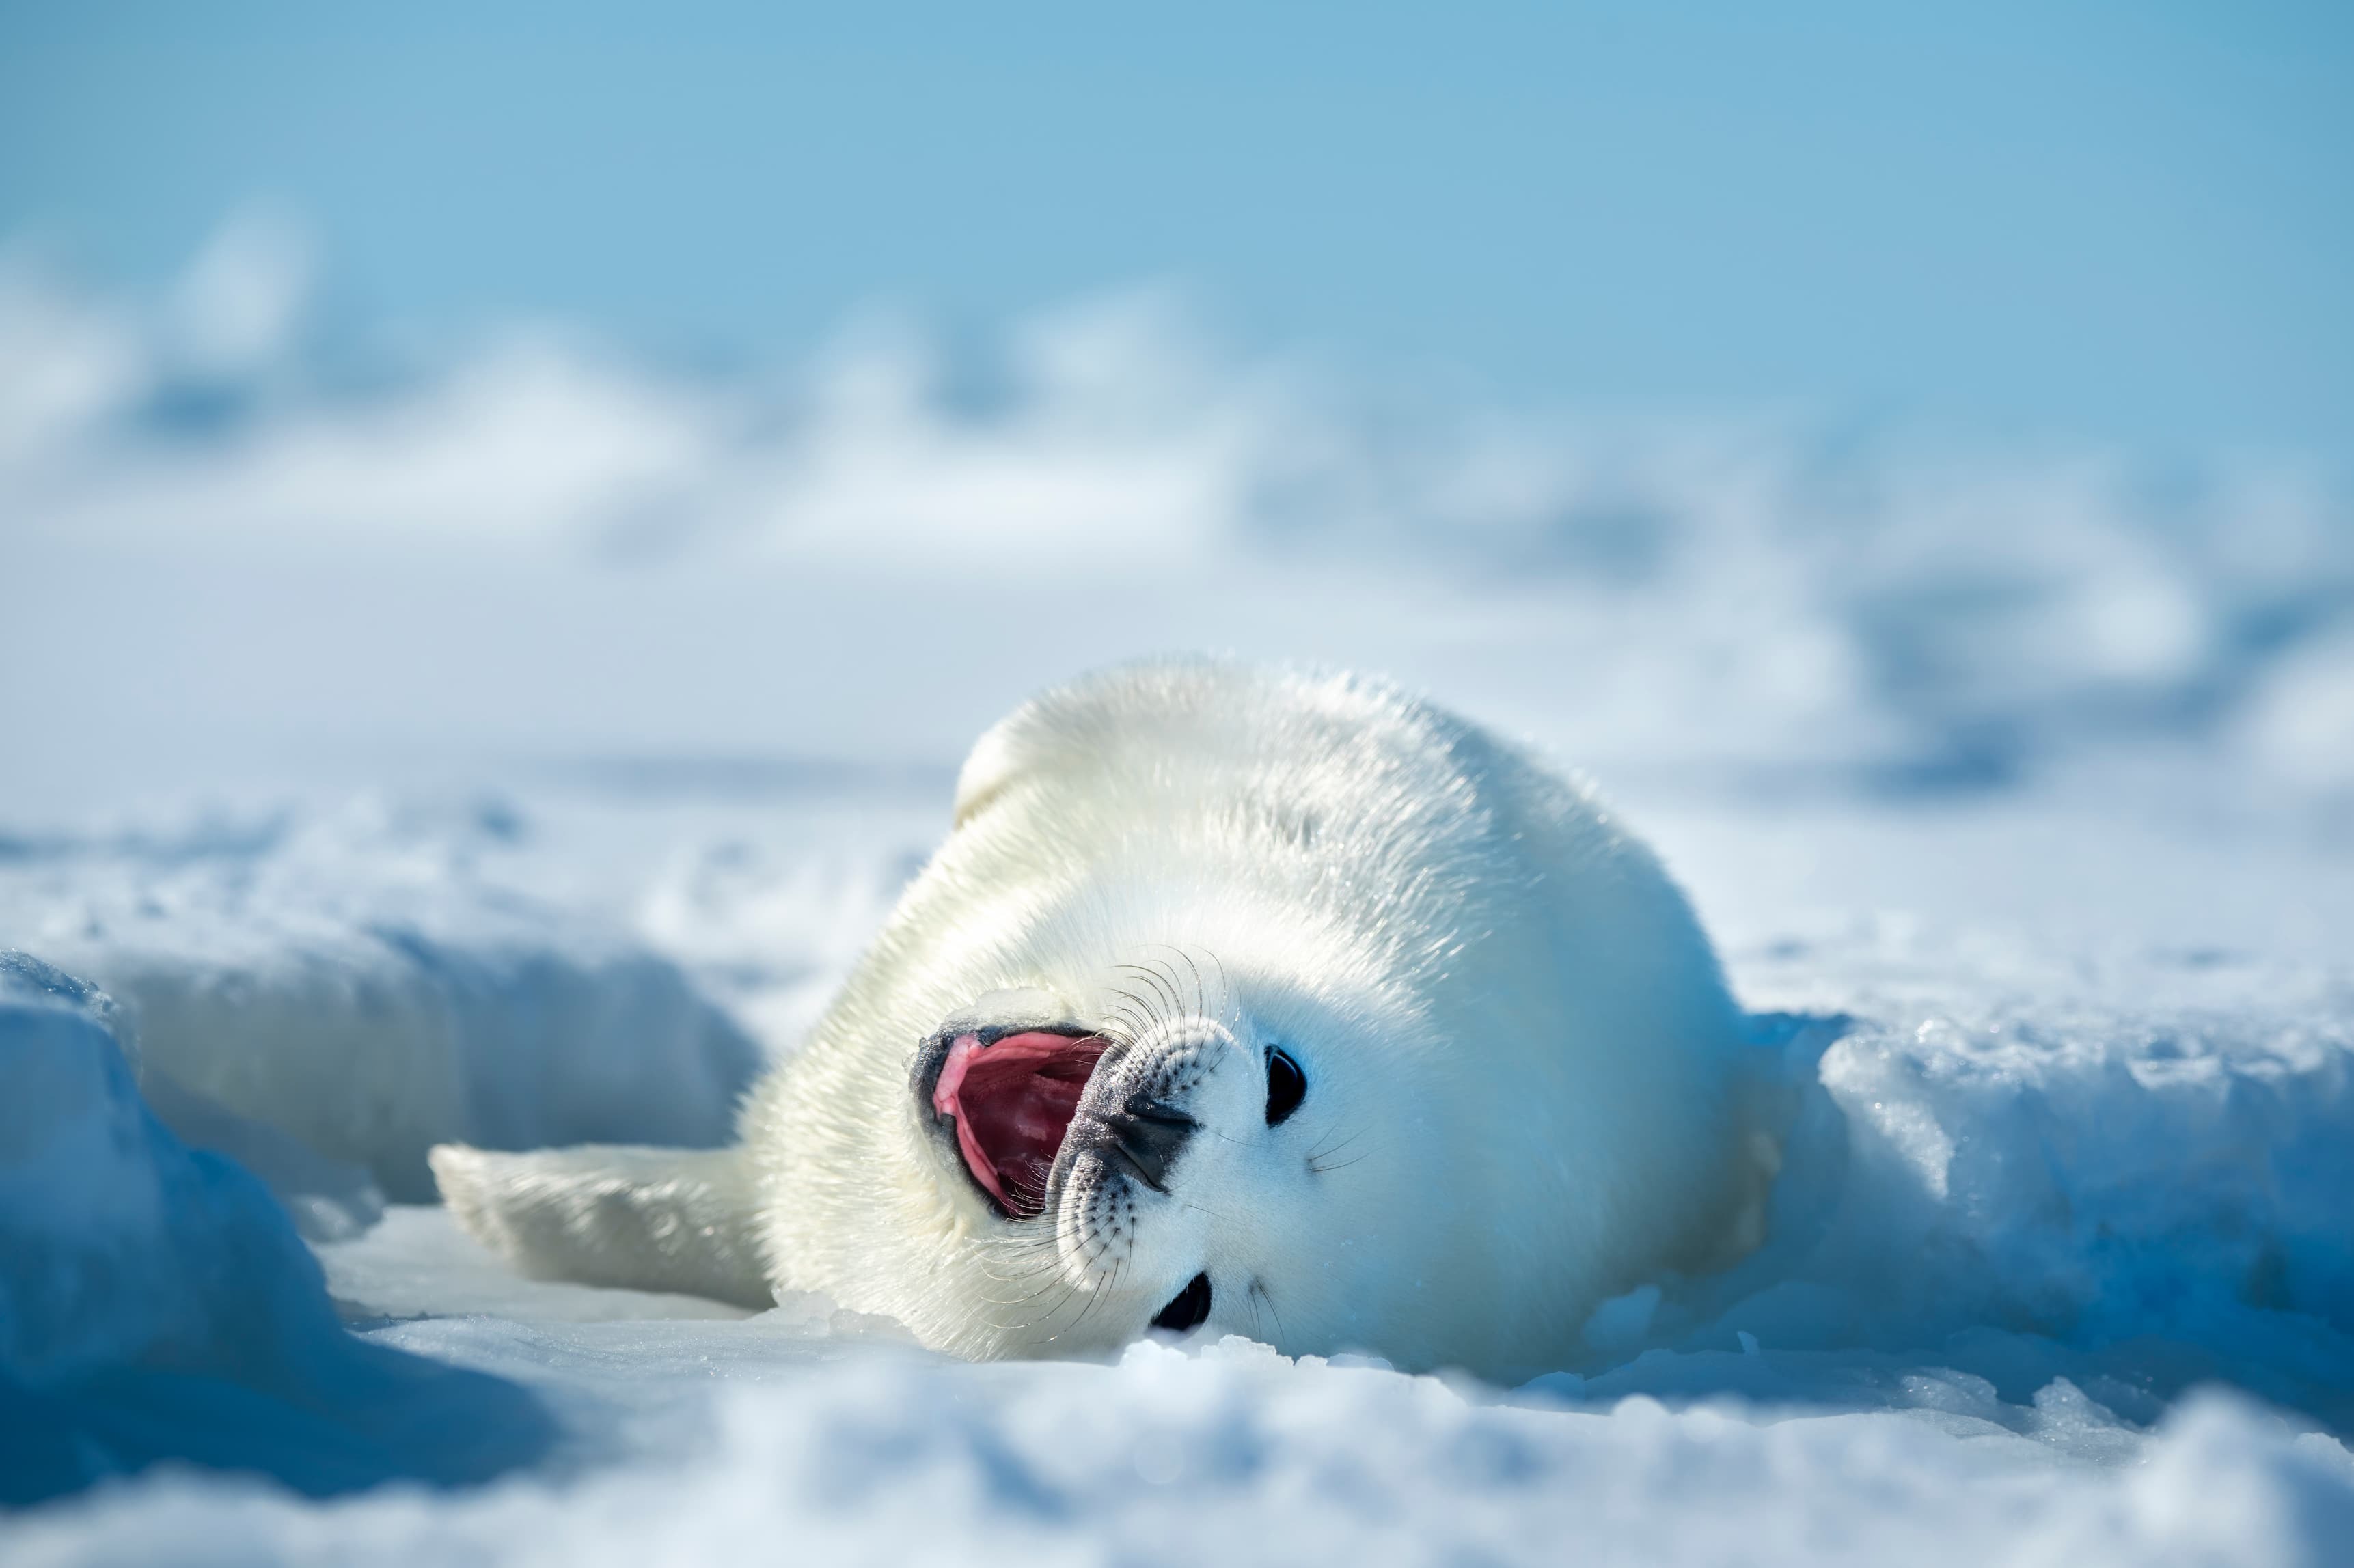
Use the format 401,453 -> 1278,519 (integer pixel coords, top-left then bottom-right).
136,1066 -> 385,1244
0,952 -> 554,1503
0,799 -> 765,1201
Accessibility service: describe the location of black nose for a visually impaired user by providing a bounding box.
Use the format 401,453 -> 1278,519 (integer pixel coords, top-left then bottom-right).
1098,1097 -> 1196,1192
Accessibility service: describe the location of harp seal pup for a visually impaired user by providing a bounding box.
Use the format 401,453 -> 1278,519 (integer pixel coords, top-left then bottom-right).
433,660 -> 1775,1380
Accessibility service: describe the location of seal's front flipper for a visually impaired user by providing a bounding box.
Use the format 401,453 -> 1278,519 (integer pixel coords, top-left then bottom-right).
428,1142 -> 774,1308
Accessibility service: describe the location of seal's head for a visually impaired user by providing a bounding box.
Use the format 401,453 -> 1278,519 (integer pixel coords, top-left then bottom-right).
910,987 -> 1338,1342
745,660 -> 1775,1379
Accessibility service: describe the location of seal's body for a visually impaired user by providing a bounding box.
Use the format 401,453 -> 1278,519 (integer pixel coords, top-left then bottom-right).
435,661 -> 1770,1379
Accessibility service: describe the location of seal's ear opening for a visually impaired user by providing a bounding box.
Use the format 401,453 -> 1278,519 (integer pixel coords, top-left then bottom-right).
430,1142 -> 775,1308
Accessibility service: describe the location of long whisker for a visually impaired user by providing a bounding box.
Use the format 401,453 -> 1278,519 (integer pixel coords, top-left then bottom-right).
1250,1278 -> 1286,1345
1304,1116 -> 1368,1164
1171,947 -> 1207,1017
1304,1118 -> 1381,1176
1151,957 -> 1186,1018
1105,985 -> 1161,1039
1110,965 -> 1173,1034
991,1228 -> 1113,1330
1121,960 -> 1178,1022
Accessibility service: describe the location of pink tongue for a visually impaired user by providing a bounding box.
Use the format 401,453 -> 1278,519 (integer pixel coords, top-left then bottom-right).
933,1030 -> 1109,1217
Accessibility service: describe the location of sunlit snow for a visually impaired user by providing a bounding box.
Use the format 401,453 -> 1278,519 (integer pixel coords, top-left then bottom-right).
3,228 -> 2351,1563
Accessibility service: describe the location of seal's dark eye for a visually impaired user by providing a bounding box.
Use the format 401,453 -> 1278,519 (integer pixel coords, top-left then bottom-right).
1265,1046 -> 1306,1126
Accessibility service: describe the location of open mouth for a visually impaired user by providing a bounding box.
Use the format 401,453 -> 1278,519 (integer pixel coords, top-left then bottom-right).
929,1030 -> 1111,1218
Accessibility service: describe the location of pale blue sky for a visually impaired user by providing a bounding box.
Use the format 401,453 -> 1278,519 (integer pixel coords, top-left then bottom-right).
3,1 -> 2349,452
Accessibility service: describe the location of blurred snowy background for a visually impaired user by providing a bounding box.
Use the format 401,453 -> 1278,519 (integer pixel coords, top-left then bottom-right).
5,3 -> 2353,1564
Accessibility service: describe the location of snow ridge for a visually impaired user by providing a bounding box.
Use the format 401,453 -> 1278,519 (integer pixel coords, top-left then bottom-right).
0,952 -> 555,1502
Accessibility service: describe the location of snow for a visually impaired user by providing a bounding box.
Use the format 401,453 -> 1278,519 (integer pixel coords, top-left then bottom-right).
315,1206 -> 753,1325
0,799 -> 763,1202
0,952 -> 556,1503
6,239 -> 2353,815
3,782 -> 2348,1563
3,232 -> 2353,1560
8,1325 -> 2353,1567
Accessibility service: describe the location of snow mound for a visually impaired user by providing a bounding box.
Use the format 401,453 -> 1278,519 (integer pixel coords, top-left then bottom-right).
1525,989 -> 2354,1440
1557,1002 -> 2354,1434
135,1066 -> 386,1245
0,952 -> 555,1504
0,800 -> 765,1201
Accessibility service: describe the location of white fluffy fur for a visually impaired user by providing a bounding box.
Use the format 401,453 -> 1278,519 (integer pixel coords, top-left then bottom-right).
435,660 -> 1772,1379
